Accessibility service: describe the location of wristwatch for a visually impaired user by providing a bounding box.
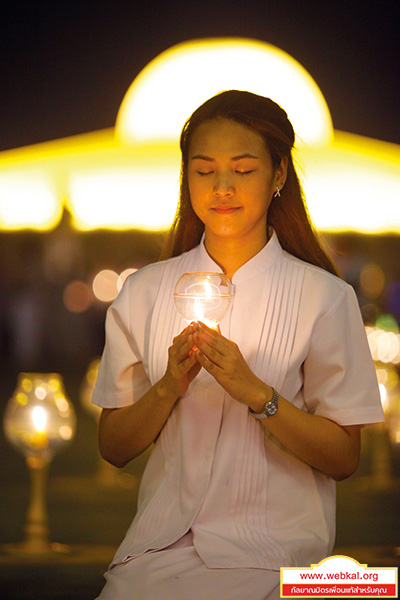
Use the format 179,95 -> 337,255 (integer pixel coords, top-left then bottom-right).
248,388 -> 279,419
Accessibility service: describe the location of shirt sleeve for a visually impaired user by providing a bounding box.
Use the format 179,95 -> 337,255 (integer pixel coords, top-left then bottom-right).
303,284 -> 384,425
92,278 -> 151,409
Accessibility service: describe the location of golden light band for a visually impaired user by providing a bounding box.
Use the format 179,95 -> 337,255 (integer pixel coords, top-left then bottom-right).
0,38 -> 399,233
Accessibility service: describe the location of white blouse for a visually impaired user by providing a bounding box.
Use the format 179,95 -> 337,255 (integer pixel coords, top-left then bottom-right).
93,231 -> 384,570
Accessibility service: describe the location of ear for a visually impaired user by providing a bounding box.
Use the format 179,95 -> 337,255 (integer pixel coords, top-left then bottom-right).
275,156 -> 288,188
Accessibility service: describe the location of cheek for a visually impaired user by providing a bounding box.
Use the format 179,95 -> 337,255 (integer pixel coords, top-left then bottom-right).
187,182 -> 203,217
188,177 -> 208,205
188,173 -> 199,198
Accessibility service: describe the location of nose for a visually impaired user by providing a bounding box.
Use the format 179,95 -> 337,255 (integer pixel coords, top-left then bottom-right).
213,172 -> 234,197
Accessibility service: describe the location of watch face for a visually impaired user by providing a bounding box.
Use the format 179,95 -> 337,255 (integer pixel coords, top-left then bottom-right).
249,393 -> 278,419
266,399 -> 278,416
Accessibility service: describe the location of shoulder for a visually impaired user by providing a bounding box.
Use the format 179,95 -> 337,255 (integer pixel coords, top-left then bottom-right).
282,250 -> 356,321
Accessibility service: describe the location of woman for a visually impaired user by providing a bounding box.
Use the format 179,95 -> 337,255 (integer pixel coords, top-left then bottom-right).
93,90 -> 384,600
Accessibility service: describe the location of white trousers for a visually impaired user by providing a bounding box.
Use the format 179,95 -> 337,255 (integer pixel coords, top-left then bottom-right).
96,531 -> 281,600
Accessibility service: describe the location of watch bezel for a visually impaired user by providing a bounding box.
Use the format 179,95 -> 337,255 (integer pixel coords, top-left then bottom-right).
249,389 -> 279,419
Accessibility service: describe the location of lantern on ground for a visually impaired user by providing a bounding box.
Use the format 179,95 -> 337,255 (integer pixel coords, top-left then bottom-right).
3,373 -> 76,555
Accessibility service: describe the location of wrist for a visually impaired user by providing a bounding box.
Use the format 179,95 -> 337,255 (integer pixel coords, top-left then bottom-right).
155,375 -> 180,405
249,386 -> 279,419
248,384 -> 274,414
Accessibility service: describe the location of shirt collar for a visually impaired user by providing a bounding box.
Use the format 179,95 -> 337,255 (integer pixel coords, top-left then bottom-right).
194,230 -> 283,284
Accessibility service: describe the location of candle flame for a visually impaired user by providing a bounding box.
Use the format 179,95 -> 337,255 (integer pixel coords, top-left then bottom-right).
32,406 -> 47,433
192,279 -> 220,328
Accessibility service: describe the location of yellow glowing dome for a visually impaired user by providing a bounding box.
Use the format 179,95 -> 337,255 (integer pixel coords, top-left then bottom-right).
116,38 -> 334,148
1,38 -> 399,233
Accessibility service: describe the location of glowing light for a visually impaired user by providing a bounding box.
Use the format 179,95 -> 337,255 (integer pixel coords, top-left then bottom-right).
174,272 -> 234,328
379,332 -> 400,363
393,338 -> 400,364
32,406 -> 47,433
117,268 -> 138,292
22,378 -> 33,393
375,314 -> 399,333
86,358 -> 101,388
63,280 -> 93,313
59,425 -> 73,440
378,384 -> 387,409
35,387 -> 47,401
55,397 -> 69,414
0,171 -> 60,230
0,39 -> 399,233
191,280 -> 220,327
4,373 -> 76,461
48,378 -> 61,392
366,325 -> 400,365
359,263 -> 385,298
16,393 -> 28,406
375,368 -> 388,386
116,39 -> 333,148
92,269 -> 119,302
302,132 -> 400,233
68,168 -> 179,230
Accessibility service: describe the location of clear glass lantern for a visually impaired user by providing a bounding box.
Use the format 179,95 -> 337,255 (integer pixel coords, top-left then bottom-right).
174,272 -> 234,329
4,373 -> 76,461
2,373 -> 76,555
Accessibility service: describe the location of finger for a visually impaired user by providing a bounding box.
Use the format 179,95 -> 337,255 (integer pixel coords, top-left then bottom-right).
177,350 -> 200,377
195,348 -> 223,376
168,347 -> 196,380
172,323 -> 196,349
171,334 -> 196,364
197,321 -> 228,346
173,322 -> 194,342
194,336 -> 225,367
195,324 -> 227,359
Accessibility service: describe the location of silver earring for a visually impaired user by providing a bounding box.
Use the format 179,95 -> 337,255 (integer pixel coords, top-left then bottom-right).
274,186 -> 281,198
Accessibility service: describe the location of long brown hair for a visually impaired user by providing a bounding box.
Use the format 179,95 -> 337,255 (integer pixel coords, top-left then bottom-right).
160,90 -> 339,276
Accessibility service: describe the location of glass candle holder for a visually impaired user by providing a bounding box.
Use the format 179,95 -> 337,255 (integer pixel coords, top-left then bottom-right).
174,272 -> 234,329
2,373 -> 76,555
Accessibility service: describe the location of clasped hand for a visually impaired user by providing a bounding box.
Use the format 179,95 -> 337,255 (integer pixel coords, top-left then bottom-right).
165,321 -> 267,408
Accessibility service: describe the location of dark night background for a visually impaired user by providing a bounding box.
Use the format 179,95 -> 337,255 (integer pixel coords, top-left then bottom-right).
0,2 -> 399,598
1,0 -> 399,152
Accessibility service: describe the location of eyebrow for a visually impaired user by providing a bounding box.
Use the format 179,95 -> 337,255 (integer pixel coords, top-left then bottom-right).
191,153 -> 259,161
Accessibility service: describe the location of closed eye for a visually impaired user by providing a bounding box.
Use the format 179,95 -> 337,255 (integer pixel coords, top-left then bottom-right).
235,170 -> 254,175
197,171 -> 214,176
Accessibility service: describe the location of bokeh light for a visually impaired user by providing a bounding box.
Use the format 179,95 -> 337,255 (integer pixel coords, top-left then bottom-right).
92,269 -> 119,302
366,326 -> 400,364
63,280 -> 93,313
360,263 -> 385,298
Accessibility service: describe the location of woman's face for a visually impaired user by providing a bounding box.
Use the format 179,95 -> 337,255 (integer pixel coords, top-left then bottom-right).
188,118 -> 286,247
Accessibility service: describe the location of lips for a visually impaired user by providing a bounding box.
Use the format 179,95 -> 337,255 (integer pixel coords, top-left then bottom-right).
212,206 -> 241,214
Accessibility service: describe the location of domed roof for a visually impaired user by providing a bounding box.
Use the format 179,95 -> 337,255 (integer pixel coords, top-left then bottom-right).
116,38 -> 333,148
